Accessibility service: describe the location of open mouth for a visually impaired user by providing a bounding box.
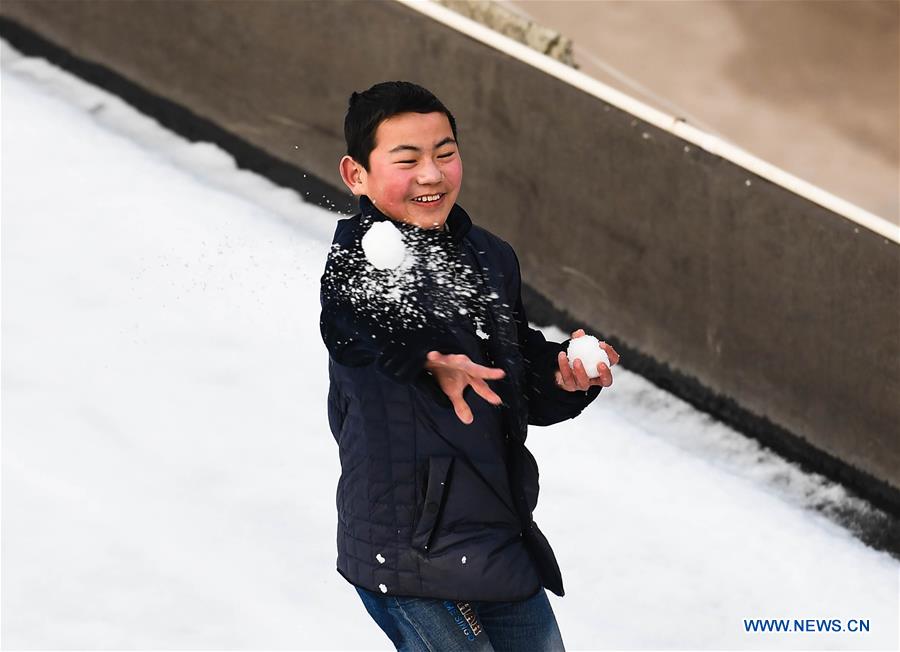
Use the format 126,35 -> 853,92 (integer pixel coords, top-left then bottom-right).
411,193 -> 445,206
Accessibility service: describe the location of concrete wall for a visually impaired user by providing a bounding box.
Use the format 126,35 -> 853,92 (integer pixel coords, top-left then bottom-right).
503,0 -> 900,227
435,0 -> 577,67
2,0 -> 898,510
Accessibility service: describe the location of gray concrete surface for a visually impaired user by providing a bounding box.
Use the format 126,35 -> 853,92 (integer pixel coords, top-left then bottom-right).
503,0 -> 899,226
1,0 -> 897,510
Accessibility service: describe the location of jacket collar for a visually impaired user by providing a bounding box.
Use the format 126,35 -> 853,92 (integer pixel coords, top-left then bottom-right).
359,194 -> 472,245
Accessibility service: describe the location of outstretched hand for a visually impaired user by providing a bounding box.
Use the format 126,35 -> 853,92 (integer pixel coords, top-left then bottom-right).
424,351 -> 506,425
555,328 -> 620,391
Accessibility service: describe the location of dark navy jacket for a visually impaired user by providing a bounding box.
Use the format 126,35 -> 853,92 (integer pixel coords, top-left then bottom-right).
320,195 -> 601,602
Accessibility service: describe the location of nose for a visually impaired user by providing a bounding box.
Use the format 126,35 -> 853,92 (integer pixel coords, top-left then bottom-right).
417,159 -> 443,185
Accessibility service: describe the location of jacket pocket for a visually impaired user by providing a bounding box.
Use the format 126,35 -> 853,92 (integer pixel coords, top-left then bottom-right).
411,456 -> 454,552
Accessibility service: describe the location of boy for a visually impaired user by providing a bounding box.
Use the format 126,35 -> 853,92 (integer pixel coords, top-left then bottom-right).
320,81 -> 619,651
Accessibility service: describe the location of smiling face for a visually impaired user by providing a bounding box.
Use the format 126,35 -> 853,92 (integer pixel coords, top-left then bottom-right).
339,111 -> 462,229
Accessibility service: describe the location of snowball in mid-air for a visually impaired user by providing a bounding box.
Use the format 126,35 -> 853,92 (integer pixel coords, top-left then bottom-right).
567,335 -> 611,379
362,220 -> 407,270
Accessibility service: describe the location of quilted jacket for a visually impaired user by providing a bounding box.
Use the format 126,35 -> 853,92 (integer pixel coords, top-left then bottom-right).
319,195 -> 600,601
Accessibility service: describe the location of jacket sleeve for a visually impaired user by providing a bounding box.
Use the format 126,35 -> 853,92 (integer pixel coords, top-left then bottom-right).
319,227 -> 461,405
507,247 -> 602,426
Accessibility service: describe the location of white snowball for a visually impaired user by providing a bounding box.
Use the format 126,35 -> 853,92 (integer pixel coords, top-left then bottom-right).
566,335 -> 611,379
362,220 -> 407,270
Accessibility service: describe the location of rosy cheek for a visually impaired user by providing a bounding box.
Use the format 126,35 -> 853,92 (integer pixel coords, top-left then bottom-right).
444,159 -> 463,185
378,176 -> 411,205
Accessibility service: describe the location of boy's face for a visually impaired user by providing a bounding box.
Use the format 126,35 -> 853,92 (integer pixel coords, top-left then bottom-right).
340,111 -> 462,230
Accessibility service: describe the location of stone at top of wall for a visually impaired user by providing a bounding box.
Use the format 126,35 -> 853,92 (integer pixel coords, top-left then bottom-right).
434,0 -> 578,69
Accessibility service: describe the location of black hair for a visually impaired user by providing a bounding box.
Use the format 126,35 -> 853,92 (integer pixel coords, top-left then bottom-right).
343,81 -> 458,172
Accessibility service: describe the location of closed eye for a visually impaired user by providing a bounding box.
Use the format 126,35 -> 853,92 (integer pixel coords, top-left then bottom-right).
397,152 -> 456,164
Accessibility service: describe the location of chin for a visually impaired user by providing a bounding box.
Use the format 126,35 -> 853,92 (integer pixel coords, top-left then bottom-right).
432,213 -> 451,230
405,207 -> 452,230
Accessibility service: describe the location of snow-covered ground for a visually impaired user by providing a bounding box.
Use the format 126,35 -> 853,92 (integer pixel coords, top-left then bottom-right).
2,40 -> 898,651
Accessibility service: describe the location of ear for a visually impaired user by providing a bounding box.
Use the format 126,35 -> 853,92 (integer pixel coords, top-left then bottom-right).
339,155 -> 367,195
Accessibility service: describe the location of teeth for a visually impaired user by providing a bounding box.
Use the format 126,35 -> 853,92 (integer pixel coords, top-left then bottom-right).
413,194 -> 442,202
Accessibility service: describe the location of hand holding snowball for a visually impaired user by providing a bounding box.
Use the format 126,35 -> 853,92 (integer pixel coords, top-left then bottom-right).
567,334 -> 610,379
555,329 -> 620,391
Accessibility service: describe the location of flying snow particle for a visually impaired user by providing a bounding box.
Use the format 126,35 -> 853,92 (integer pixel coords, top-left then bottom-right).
461,556 -> 467,564
376,553 -> 386,564
474,319 -> 490,340
379,583 -> 388,593
362,221 -> 407,270
567,335 -> 611,379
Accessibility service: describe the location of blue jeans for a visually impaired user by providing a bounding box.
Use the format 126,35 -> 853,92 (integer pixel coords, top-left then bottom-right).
354,585 -> 566,651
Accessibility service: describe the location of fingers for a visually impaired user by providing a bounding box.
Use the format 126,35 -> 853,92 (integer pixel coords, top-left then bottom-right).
595,362 -> 613,387
465,360 -> 506,380
571,358 -> 592,391
599,341 -> 620,366
571,328 -> 585,339
449,393 -> 474,425
427,352 -> 505,380
470,377 -> 503,406
556,351 -> 580,391
558,351 -> 613,391
426,351 -> 504,422
556,351 -> 575,392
